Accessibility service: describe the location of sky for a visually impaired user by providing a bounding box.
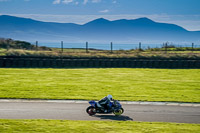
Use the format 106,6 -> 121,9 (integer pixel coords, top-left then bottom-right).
0,0 -> 200,31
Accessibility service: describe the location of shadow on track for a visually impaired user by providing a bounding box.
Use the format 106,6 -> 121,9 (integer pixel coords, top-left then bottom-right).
92,115 -> 133,121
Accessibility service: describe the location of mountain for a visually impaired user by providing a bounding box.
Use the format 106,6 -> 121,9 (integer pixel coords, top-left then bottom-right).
0,15 -> 199,43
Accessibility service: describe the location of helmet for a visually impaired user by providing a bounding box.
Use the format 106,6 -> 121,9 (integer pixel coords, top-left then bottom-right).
107,95 -> 113,100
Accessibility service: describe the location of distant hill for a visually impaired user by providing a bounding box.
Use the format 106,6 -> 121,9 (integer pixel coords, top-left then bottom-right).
0,38 -> 51,50
0,15 -> 199,43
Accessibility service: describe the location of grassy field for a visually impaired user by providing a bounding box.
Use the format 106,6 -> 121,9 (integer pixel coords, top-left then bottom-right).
1,48 -> 200,59
0,68 -> 199,102
0,119 -> 200,133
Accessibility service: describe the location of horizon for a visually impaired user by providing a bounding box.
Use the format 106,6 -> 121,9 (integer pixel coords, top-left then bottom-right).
0,0 -> 200,31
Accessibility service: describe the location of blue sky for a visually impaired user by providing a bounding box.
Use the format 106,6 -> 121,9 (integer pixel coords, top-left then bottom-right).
0,0 -> 200,31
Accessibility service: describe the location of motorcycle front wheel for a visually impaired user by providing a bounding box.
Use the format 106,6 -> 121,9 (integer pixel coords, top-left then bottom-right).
86,106 -> 96,116
113,108 -> 124,116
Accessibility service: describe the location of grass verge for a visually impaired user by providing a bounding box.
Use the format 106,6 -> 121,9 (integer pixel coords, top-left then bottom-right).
0,119 -> 200,133
1,48 -> 200,59
0,68 -> 200,102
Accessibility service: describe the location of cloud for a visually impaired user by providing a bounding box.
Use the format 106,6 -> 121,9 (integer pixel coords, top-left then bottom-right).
83,0 -> 101,5
0,0 -> 10,1
99,9 -> 109,13
83,0 -> 88,4
0,0 -> 30,2
92,0 -> 101,3
62,0 -> 73,4
53,0 -> 101,5
112,1 -> 116,4
53,0 -> 61,4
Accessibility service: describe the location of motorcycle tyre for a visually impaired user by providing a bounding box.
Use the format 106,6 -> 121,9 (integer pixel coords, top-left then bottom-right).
86,106 -> 96,116
113,108 -> 124,116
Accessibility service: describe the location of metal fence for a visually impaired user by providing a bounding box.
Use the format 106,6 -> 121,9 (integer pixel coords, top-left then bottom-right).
32,41 -> 200,53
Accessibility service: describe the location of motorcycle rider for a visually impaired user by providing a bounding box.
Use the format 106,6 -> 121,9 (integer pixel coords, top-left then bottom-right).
97,94 -> 113,112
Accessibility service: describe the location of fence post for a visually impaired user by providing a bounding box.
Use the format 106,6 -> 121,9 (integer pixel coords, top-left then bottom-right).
61,41 -> 63,53
86,42 -> 89,53
36,41 -> 38,51
139,42 -> 142,51
111,42 -> 113,53
6,44 -> 9,51
165,42 -> 168,54
192,43 -> 194,52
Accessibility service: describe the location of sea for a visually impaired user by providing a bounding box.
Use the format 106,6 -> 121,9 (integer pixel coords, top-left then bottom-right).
30,42 -> 199,50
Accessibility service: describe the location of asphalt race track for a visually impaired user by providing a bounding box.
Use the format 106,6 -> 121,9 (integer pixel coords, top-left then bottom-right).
0,101 -> 200,123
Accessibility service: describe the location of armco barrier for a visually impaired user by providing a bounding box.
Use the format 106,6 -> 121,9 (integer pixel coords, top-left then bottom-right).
0,57 -> 199,68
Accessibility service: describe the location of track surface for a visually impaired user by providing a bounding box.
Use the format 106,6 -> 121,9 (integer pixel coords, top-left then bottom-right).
0,101 -> 200,123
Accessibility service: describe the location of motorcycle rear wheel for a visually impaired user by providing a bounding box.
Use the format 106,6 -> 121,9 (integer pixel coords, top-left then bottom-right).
113,108 -> 124,116
86,106 -> 96,116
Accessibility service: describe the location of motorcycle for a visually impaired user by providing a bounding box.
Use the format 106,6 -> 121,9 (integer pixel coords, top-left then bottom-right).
86,100 -> 124,116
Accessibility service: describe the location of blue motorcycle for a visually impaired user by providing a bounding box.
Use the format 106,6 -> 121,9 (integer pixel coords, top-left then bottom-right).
86,100 -> 124,116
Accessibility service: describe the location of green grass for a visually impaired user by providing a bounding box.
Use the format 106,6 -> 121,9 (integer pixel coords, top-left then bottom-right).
0,48 -> 6,56
1,48 -> 200,59
0,119 -> 199,133
0,68 -> 200,102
